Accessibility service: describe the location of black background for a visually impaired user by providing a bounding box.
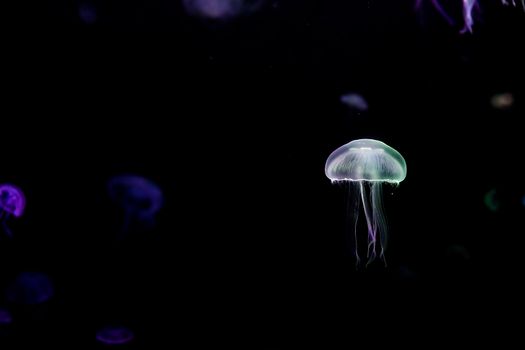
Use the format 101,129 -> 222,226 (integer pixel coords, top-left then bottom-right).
1,0 -> 524,348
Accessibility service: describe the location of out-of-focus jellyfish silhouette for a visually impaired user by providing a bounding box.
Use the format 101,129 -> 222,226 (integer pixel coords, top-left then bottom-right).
484,188 -> 500,212
96,325 -> 134,345
415,0 -> 524,33
0,184 -> 26,238
490,92 -> 514,110
78,2 -> 97,24
0,308 -> 12,324
107,174 -> 163,238
5,272 -> 54,305
183,0 -> 264,20
340,93 -> 368,113
325,139 -> 407,265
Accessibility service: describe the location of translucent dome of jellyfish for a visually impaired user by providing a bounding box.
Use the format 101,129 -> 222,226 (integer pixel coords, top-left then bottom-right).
415,0 -> 524,33
107,174 -> 163,237
0,184 -> 26,238
5,272 -> 54,305
325,139 -> 407,265
96,325 -> 134,345
183,0 -> 264,20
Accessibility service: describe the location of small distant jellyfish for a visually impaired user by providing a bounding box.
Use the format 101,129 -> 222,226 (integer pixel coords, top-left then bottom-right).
107,174 -> 163,238
183,0 -> 264,20
0,184 -> 26,238
96,325 -> 134,345
325,139 -> 407,265
340,93 -> 369,113
6,272 -> 54,305
484,188 -> 500,212
490,92 -> 514,110
0,308 -> 12,325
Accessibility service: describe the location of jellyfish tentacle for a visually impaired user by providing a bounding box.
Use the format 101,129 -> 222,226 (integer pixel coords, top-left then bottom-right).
359,181 -> 376,263
431,0 -> 456,26
1,212 -> 12,238
371,183 -> 388,266
347,182 -> 361,266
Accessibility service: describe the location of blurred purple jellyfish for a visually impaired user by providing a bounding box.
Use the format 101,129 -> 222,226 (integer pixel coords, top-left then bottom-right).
6,272 -> 54,305
0,184 -> 26,238
107,175 -> 163,237
340,93 -> 369,113
415,0 -> 524,33
183,0 -> 264,20
96,325 -> 134,345
0,308 -> 12,324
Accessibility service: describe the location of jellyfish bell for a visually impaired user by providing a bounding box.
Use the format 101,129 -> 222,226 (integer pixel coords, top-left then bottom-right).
325,139 -> 406,184
0,184 -> 26,238
325,139 -> 406,265
340,93 -> 369,113
5,272 -> 54,305
107,174 -> 163,237
96,325 -> 134,345
183,0 -> 264,20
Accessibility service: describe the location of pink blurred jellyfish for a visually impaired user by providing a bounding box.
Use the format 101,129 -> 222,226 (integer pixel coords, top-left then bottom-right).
415,0 -> 524,33
0,184 -> 26,238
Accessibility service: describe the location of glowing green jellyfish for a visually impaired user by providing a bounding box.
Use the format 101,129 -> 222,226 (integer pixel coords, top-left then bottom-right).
325,139 -> 407,265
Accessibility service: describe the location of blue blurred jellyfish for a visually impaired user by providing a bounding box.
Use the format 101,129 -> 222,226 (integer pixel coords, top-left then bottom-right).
78,2 -> 97,24
0,184 -> 26,238
183,0 -> 264,20
6,272 -> 54,305
107,174 -> 163,238
325,139 -> 407,265
415,0 -> 524,33
96,325 -> 134,345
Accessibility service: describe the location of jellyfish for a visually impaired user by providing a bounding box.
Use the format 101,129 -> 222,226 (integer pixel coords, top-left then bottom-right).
5,272 -> 54,305
415,0 -> 524,33
107,174 -> 163,238
96,325 -> 135,345
183,0 -> 264,20
340,93 -> 369,113
0,184 -> 26,238
484,188 -> 501,212
325,139 -> 407,265
0,308 -> 12,325
78,2 -> 97,24
490,92 -> 514,110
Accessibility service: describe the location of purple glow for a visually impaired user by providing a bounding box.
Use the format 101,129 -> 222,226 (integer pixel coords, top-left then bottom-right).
340,93 -> 369,112
0,184 -> 25,218
416,0 -> 523,33
78,2 -> 97,24
183,0 -> 263,20
0,309 -> 12,324
6,272 -> 54,305
108,174 -> 163,234
96,326 -> 134,345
